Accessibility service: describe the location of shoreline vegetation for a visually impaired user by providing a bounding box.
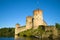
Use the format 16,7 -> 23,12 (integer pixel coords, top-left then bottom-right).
0,28 -> 15,37
0,23 -> 60,39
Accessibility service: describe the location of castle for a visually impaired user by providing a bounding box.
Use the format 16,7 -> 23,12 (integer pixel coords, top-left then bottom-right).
15,9 -> 47,38
26,9 -> 47,29
15,9 -> 58,38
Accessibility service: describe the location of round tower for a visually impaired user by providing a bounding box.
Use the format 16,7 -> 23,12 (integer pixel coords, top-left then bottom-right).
33,9 -> 43,29
26,16 -> 33,29
15,23 -> 20,38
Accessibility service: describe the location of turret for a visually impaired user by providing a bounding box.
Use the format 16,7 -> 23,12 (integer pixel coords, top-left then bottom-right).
26,16 -> 33,29
15,23 -> 20,34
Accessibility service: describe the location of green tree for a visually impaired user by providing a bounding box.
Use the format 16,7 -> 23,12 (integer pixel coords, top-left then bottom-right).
55,23 -> 60,30
38,25 -> 45,40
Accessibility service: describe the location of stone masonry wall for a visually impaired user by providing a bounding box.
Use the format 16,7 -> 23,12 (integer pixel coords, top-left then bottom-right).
33,10 -> 44,29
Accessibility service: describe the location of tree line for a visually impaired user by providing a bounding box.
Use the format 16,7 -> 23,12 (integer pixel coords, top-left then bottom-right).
0,28 -> 15,37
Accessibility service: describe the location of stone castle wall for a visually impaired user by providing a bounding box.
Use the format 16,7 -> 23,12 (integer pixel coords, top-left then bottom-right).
15,24 -> 26,38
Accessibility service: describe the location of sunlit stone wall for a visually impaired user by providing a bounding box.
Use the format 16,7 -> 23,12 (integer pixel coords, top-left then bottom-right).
26,16 -> 33,29
33,10 -> 44,29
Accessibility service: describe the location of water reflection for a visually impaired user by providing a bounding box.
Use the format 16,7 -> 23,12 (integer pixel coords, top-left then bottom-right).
15,37 -> 49,40
15,37 -> 60,40
15,37 -> 40,40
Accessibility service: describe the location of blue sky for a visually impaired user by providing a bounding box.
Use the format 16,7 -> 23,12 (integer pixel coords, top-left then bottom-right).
0,0 -> 60,28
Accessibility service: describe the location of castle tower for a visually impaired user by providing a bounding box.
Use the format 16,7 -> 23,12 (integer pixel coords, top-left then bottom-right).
15,23 -> 20,38
15,23 -> 20,34
26,16 -> 33,29
33,9 -> 43,29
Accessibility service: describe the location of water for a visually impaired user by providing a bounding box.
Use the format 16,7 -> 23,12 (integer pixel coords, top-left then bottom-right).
0,37 -> 59,40
0,37 -> 14,40
15,37 -> 42,40
0,37 -> 41,40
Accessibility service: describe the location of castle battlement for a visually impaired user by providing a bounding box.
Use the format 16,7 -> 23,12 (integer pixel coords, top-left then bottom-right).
33,10 -> 42,15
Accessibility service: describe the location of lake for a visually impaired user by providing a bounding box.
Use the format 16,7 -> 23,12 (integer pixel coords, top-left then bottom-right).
0,37 -> 41,40
0,37 -> 59,40
0,37 -> 14,40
